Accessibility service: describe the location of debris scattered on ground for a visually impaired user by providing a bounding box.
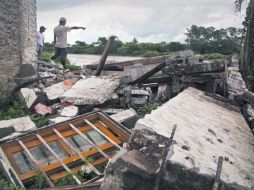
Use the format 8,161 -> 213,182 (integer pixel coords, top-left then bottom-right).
60,105 -> 79,117
35,103 -> 52,116
1,51 -> 254,189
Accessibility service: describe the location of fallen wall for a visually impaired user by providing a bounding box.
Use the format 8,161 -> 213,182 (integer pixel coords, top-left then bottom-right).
101,87 -> 254,190
0,0 -> 37,98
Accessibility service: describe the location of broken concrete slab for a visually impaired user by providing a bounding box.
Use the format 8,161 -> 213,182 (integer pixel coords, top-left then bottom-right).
60,76 -> 120,105
60,106 -> 79,117
110,108 -> 138,129
43,79 -> 77,101
11,116 -> 36,132
0,121 -> 15,139
136,87 -> 254,189
103,87 -> 254,190
19,88 -> 37,109
227,69 -> 246,97
44,81 -> 66,101
0,117 -> 36,139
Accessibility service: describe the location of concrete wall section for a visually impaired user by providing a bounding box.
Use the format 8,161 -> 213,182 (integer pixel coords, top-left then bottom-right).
137,87 -> 254,189
0,0 -> 37,98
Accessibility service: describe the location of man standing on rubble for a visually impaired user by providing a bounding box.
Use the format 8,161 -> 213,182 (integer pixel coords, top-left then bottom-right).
51,17 -> 86,69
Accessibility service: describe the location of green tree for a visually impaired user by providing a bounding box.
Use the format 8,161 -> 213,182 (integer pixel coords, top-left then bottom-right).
185,25 -> 243,54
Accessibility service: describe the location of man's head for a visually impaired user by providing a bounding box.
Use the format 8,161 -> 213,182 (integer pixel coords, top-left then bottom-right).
39,26 -> 46,32
59,17 -> 67,25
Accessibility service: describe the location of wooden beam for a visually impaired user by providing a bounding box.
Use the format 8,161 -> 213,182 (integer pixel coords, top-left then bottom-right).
84,119 -> 122,150
95,36 -> 115,76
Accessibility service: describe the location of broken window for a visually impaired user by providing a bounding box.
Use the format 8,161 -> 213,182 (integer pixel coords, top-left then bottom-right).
0,112 -> 130,188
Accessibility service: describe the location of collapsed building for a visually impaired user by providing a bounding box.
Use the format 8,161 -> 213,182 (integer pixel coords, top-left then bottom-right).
0,1 -> 254,189
0,48 -> 253,189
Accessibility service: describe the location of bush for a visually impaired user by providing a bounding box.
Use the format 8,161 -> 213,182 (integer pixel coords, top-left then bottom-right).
143,51 -> 160,57
138,104 -> 158,117
202,53 -> 230,60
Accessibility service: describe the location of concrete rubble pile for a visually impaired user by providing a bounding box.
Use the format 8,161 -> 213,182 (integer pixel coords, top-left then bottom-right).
1,51 -> 254,189
101,88 -> 254,190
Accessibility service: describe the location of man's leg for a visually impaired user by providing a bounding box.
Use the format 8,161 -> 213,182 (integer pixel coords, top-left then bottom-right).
37,44 -> 42,57
51,47 -> 60,60
60,48 -> 68,69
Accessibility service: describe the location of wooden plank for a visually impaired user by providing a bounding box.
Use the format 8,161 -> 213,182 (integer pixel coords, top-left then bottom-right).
84,119 -> 122,150
95,36 -> 115,76
98,114 -> 130,142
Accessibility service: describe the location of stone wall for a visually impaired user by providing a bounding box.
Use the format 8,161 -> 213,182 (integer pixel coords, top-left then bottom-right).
0,0 -> 37,98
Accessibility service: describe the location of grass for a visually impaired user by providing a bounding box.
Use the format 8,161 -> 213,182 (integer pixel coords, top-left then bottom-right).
27,157 -> 95,189
0,100 -> 51,128
0,174 -> 24,190
138,104 -> 158,117
202,53 -> 230,60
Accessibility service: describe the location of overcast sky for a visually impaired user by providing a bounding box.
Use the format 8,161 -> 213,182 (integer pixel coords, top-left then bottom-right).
37,0 -> 248,44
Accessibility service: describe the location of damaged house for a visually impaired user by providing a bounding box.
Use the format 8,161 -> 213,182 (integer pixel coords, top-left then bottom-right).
0,0 -> 254,190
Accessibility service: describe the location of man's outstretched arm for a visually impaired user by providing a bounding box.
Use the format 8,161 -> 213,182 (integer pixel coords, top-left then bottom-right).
71,26 -> 86,30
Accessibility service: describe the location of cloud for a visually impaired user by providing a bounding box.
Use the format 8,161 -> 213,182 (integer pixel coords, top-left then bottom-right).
37,0 -> 247,44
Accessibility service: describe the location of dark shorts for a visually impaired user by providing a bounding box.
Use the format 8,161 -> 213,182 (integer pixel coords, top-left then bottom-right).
53,47 -> 68,61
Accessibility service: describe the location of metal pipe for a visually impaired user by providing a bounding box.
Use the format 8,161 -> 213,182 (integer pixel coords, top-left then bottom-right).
18,140 -> 55,187
84,119 -> 122,150
68,123 -> 110,159
36,134 -> 82,185
52,128 -> 101,175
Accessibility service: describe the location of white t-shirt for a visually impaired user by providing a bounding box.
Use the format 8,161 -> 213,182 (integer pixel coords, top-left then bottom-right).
54,25 -> 71,48
37,31 -> 44,46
